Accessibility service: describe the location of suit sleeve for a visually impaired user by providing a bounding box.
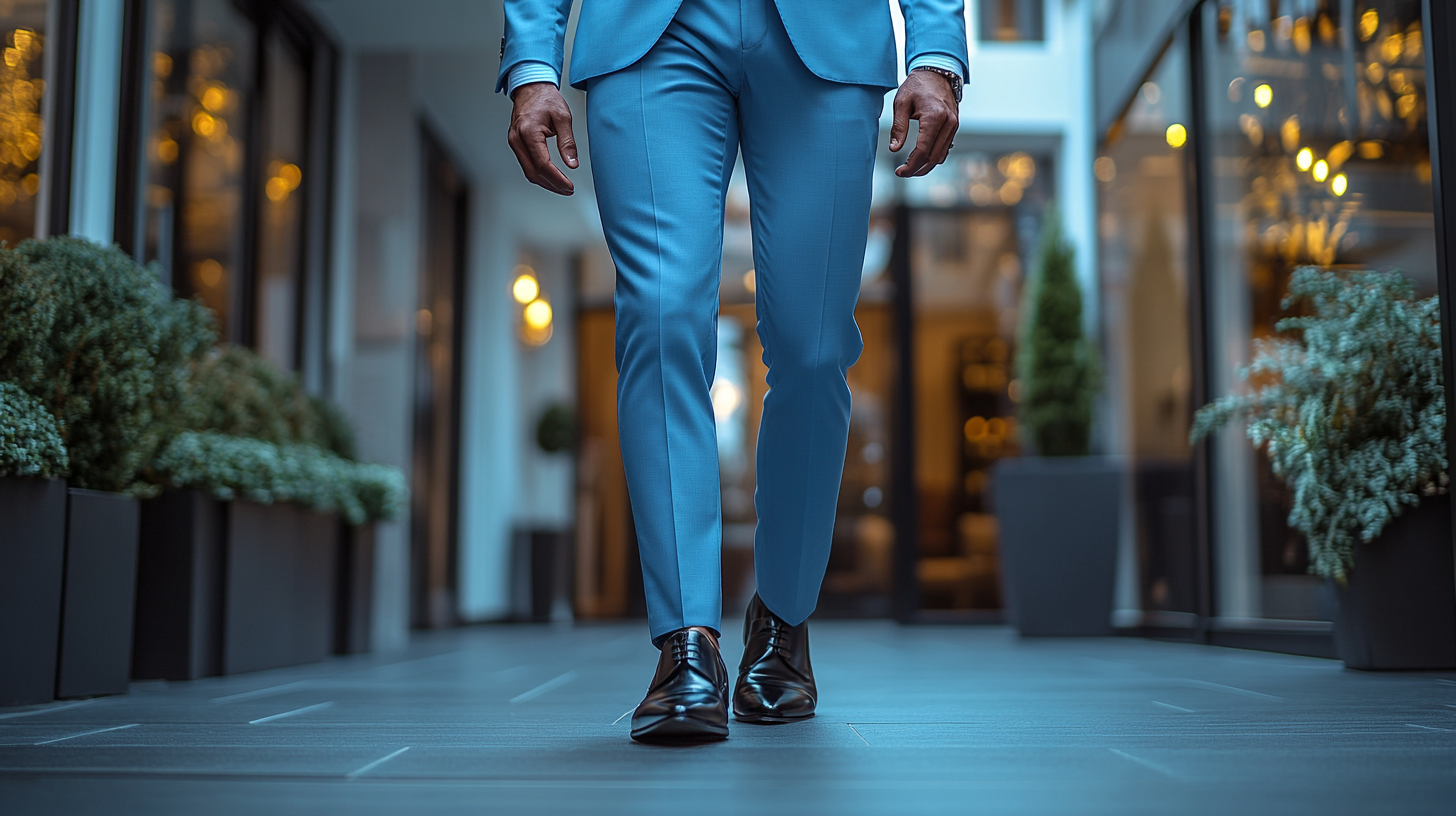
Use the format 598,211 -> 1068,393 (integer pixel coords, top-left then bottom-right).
495,0 -> 577,94
899,0 -> 969,81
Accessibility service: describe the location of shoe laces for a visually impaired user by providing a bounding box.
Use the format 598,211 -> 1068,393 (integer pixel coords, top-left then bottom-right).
670,635 -> 704,664
761,617 -> 793,660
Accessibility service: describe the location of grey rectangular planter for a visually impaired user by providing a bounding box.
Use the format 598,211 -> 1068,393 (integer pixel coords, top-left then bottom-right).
1335,494 -> 1456,670
132,490 -> 226,681
224,501 -> 340,675
992,457 -> 1123,636
0,477 -> 67,706
335,521 -> 375,655
56,489 -> 140,698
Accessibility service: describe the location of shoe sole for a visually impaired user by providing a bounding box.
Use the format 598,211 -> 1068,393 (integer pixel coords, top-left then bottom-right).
732,710 -> 816,725
630,715 -> 730,743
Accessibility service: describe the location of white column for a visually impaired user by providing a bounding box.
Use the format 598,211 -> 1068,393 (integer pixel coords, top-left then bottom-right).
68,0 -> 124,244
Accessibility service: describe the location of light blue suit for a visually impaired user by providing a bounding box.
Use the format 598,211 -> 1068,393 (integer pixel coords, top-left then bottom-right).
499,0 -> 967,643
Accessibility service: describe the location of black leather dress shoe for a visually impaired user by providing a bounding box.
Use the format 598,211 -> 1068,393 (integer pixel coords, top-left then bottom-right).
733,594 -> 817,723
630,628 -> 730,743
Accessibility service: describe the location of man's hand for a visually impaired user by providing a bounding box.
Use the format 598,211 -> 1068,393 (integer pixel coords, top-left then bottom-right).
508,83 -> 578,195
888,70 -> 959,178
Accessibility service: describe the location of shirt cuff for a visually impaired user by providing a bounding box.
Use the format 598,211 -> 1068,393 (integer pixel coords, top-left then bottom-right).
507,61 -> 560,98
908,54 -> 967,83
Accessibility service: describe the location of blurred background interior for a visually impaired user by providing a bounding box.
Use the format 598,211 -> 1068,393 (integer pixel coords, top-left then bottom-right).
0,0 -> 1441,661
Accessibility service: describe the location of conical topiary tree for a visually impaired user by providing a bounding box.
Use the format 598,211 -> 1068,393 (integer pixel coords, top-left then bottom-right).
1016,207 -> 1100,456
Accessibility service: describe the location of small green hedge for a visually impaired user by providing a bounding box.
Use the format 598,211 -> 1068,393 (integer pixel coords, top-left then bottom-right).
0,238 -> 215,492
184,345 -> 357,460
0,381 -> 68,478
151,431 -> 407,525
0,236 -> 407,523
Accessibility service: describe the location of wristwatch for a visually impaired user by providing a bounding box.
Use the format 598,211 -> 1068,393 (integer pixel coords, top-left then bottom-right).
912,65 -> 962,104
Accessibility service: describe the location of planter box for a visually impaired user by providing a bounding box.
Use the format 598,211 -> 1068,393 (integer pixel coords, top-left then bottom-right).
56,489 -> 140,698
335,521 -> 375,655
993,457 -> 1123,636
1335,494 -> 1456,670
224,501 -> 339,675
132,490 -> 226,681
0,477 -> 67,706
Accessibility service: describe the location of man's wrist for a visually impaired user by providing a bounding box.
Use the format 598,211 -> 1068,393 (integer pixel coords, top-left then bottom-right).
506,61 -> 561,99
910,66 -> 962,104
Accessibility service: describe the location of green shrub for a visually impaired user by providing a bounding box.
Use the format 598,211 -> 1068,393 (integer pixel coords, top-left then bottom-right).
1016,208 -> 1101,456
183,345 -> 357,460
151,431 -> 407,524
536,402 -> 576,453
1191,267 -> 1445,580
0,381 -> 68,478
0,238 -> 216,492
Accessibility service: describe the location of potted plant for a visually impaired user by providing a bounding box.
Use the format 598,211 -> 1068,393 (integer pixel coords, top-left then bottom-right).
0,238 -> 215,699
1193,268 -> 1454,670
993,208 -> 1121,636
0,382 -> 69,705
134,345 -> 407,676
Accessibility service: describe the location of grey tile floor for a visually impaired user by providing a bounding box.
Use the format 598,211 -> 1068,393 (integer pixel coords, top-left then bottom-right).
0,622 -> 1453,815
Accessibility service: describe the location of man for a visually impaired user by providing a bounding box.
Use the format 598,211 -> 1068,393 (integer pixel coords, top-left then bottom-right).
499,0 -> 965,742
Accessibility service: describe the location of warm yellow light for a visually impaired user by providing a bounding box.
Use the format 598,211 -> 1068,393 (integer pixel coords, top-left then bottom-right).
1093,156 -> 1116,183
1359,9 -> 1379,41
1296,147 -> 1314,171
201,84 -> 228,112
742,268 -> 756,294
1165,123 -> 1187,149
999,181 -> 1023,206
1253,83 -> 1273,108
524,298 -> 553,330
278,163 -> 302,189
1247,29 -> 1266,52
512,274 -> 540,304
265,177 -> 291,202
192,111 -> 216,137
157,137 -> 179,164
1331,173 -> 1348,196
1312,160 -> 1329,182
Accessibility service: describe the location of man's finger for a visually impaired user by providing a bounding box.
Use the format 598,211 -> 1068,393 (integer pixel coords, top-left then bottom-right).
896,113 -> 938,177
921,114 -> 957,175
525,128 -> 574,194
551,110 -> 579,169
888,93 -> 912,152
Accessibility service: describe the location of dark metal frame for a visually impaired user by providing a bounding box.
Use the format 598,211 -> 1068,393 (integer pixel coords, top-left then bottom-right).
889,203 -> 921,623
410,123 -> 469,629
1421,0 -> 1456,610
42,0 -> 79,237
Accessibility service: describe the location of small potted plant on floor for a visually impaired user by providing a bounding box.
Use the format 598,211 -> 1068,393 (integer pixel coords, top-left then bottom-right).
993,208 -> 1121,636
1193,267 -> 1453,670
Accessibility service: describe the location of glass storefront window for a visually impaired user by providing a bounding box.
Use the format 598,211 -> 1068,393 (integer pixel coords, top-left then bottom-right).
1098,34 -> 1199,622
140,0 -> 256,341
892,151 -> 1052,612
254,31 -> 307,370
979,0 -> 1045,43
1201,0 -> 1436,623
0,1 -> 50,245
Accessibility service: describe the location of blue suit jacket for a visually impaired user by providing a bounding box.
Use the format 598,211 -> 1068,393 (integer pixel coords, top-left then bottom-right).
496,0 -> 967,92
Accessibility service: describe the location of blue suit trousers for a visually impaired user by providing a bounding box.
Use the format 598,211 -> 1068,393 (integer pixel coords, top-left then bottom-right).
587,0 -> 882,642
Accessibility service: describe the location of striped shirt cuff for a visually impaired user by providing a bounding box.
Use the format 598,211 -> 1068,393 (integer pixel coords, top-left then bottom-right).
908,54 -> 966,83
507,61 -> 560,98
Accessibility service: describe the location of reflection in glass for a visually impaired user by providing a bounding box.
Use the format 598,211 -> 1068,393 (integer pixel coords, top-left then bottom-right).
1098,35 -> 1198,620
0,1 -> 48,245
1202,0 -> 1436,622
254,31 -> 307,370
141,0 -> 255,340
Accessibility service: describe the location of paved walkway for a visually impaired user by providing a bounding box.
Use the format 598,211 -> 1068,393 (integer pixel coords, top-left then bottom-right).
0,623 -> 1453,814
